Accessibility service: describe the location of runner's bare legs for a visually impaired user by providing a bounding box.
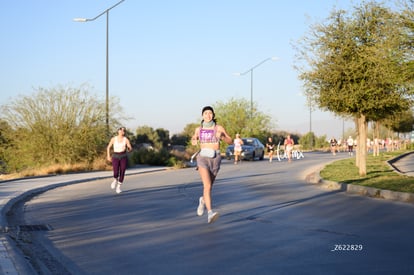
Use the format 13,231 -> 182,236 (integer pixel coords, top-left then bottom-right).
198,167 -> 216,212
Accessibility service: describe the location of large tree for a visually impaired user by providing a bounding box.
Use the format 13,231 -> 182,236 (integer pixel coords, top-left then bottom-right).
296,1 -> 414,176
213,97 -> 275,139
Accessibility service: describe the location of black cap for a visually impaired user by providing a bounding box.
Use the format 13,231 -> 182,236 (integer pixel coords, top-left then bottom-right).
202,106 -> 214,115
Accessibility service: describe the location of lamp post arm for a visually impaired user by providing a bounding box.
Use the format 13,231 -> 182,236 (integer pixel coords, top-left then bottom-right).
234,56 -> 278,120
239,57 -> 273,75
74,0 -> 125,22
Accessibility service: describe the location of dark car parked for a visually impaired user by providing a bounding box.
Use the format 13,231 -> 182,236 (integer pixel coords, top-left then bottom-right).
225,137 -> 265,161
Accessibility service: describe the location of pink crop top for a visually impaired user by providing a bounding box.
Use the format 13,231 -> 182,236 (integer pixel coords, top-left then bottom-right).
199,127 -> 219,144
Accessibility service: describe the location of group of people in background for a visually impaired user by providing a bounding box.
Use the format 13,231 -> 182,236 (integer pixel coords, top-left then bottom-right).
329,136 -> 406,157
266,135 -> 295,162
329,136 -> 355,156
265,135 -> 295,163
232,134 -> 297,164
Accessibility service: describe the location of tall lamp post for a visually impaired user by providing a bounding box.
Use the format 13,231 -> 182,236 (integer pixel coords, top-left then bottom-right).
234,57 -> 278,117
74,0 -> 125,135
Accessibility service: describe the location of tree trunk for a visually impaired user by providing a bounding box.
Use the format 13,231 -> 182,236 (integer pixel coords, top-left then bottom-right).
357,114 -> 367,177
354,117 -> 360,167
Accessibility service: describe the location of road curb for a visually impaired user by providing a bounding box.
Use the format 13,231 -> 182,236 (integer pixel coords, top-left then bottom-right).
305,160 -> 414,204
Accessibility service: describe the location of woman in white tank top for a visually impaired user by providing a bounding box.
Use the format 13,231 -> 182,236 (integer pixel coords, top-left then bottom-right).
106,127 -> 132,194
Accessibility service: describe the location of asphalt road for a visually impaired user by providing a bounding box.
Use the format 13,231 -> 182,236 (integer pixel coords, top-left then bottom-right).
6,152 -> 414,274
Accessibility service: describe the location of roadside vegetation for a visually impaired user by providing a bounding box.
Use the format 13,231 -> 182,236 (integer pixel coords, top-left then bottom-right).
0,86 -> 329,180
320,149 -> 414,194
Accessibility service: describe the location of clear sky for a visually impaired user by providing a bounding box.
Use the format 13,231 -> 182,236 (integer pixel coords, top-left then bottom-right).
1,0 -> 375,139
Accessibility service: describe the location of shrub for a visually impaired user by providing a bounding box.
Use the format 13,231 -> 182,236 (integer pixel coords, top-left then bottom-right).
131,148 -> 172,166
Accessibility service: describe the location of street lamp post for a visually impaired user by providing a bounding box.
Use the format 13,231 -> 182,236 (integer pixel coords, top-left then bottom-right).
234,57 -> 278,117
74,0 -> 125,135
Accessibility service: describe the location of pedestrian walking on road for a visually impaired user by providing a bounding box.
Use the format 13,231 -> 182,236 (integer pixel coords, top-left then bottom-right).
373,137 -> 380,157
330,137 -> 338,156
284,134 -> 294,162
107,127 -> 132,194
233,133 -> 243,164
266,137 -> 275,162
191,106 -> 233,224
347,136 -> 354,156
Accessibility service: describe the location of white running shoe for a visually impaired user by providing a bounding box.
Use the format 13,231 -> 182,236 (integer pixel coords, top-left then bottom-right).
116,183 -> 122,194
111,179 -> 118,189
208,211 -> 219,224
197,197 -> 205,216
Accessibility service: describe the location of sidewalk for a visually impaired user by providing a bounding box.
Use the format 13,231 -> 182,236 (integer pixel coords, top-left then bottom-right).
388,150 -> 414,177
0,166 -> 167,275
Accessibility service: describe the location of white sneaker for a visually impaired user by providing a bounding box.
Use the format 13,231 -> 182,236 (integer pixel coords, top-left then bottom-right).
116,183 -> 122,194
197,197 -> 205,216
208,211 -> 219,224
111,179 -> 118,189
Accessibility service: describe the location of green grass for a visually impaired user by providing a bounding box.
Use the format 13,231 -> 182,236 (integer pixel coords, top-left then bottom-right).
320,150 -> 414,194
